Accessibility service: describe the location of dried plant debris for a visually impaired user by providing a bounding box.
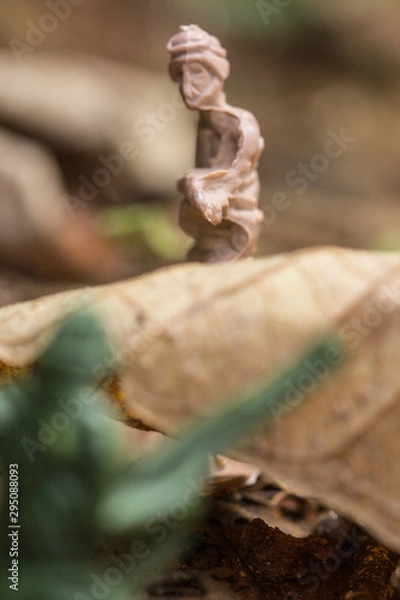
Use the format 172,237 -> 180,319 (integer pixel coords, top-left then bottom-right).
93,488 -> 399,600
180,509 -> 398,600
2,248 -> 400,551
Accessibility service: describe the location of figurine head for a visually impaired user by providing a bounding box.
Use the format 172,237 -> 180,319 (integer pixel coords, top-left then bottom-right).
167,25 -> 230,109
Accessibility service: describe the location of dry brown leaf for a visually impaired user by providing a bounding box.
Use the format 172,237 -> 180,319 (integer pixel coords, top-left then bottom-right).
1,247 -> 400,550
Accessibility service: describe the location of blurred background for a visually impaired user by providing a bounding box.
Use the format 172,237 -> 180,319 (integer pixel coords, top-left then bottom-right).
1,0 -> 400,305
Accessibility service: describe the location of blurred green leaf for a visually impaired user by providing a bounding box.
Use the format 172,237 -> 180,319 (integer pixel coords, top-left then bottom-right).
98,204 -> 189,260
371,232 -> 400,252
98,336 -> 343,533
0,310 -> 345,599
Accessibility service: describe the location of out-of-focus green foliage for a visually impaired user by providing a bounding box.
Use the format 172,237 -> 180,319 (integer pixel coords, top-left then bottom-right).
99,204 -> 189,260
172,0 -> 317,40
0,312 -> 343,598
0,313 -> 125,599
371,233 -> 400,252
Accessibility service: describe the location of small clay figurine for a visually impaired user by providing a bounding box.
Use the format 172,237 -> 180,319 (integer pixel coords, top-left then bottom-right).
167,24 -> 264,262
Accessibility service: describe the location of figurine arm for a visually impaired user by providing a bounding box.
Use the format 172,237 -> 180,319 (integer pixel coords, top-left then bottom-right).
178,169 -> 228,225
178,116 -> 237,224
179,111 -> 262,225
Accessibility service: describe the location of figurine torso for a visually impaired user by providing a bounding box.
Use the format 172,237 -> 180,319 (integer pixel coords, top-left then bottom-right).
196,108 -> 264,177
196,110 -> 239,169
